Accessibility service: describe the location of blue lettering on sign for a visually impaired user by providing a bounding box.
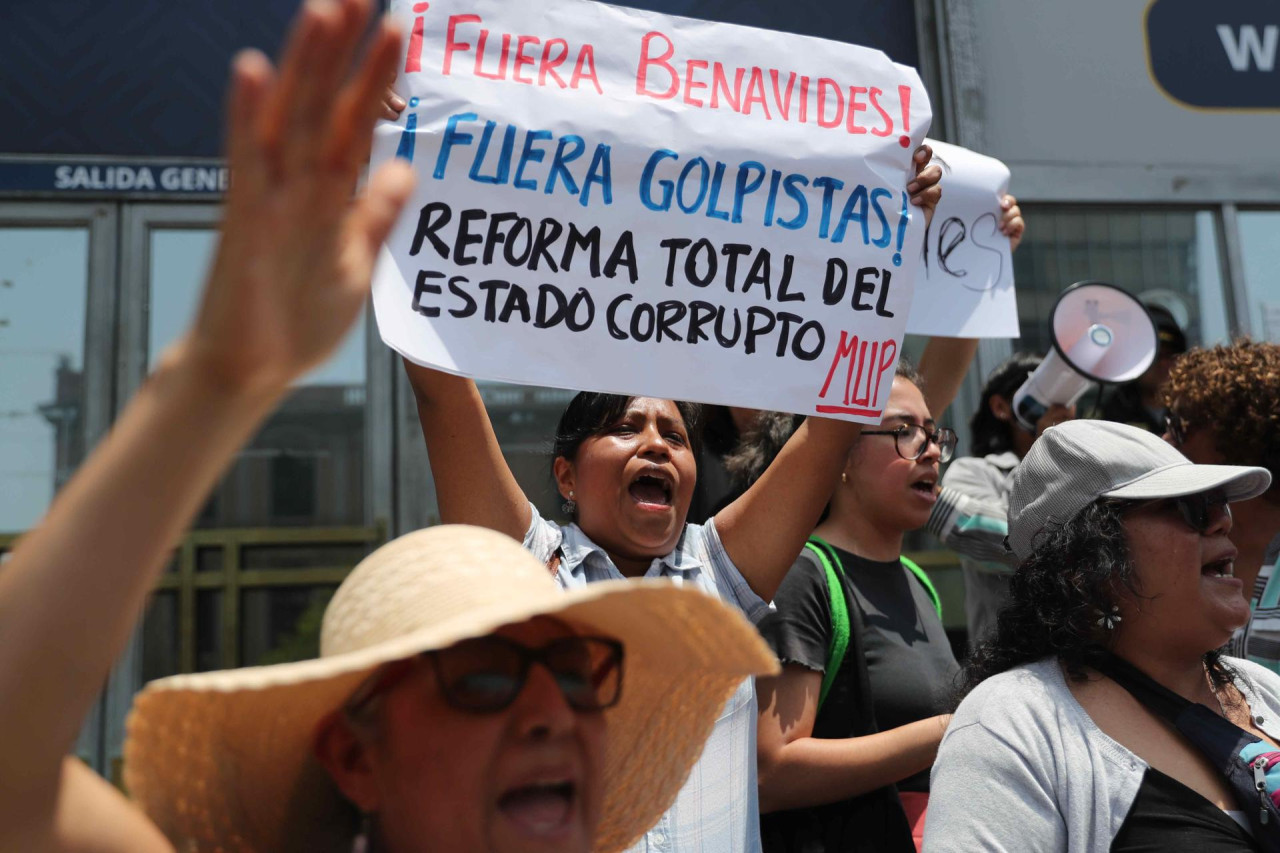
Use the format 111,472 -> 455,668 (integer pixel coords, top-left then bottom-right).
1146,0 -> 1280,109
425,112 -> 908,251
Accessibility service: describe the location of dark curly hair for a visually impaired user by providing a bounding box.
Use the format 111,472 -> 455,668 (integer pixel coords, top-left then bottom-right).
1163,339 -> 1280,491
957,500 -> 1234,701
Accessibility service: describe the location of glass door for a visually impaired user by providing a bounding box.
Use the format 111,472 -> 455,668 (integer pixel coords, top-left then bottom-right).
0,201 -> 118,768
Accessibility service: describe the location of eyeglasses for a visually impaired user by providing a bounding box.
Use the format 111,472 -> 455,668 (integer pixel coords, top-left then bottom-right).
1117,488 -> 1231,535
1164,410 -> 1187,447
861,424 -> 957,463
345,635 -> 624,716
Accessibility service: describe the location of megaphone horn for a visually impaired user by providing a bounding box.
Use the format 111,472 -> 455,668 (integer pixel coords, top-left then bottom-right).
1012,281 -> 1159,431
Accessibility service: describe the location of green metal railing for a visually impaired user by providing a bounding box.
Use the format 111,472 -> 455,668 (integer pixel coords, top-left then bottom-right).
1,525 -> 385,673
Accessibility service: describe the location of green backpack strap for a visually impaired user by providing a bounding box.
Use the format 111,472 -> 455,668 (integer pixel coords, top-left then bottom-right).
805,536 -> 850,715
900,554 -> 942,620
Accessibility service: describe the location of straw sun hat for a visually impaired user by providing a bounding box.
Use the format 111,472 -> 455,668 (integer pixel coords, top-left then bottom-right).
124,525 -> 779,852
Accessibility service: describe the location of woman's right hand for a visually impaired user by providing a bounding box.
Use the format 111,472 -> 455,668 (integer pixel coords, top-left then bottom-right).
1033,403 -> 1076,438
180,0 -> 414,404
383,86 -> 407,120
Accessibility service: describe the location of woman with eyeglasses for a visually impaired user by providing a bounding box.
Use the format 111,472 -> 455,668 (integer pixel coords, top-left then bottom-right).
754,361 -> 964,853
927,420 -> 1280,852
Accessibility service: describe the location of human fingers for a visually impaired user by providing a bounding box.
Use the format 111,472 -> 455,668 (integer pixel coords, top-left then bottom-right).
341,159 -> 416,284
282,0 -> 366,173
996,195 -> 1023,251
324,17 -> 403,171
908,163 -> 942,205
255,1 -> 326,172
913,143 -> 932,170
223,50 -> 275,213
1046,404 -> 1075,423
383,86 -> 407,120
908,159 -> 942,228
298,0 -> 373,126
907,145 -> 940,199
907,163 -> 941,199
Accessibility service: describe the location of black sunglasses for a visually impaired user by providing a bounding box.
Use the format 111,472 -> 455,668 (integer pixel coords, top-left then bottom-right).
861,423 -> 957,463
347,634 -> 624,716
1118,488 -> 1230,535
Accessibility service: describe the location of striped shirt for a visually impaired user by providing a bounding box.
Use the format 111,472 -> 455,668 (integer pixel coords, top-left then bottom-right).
925,453 -> 1020,643
524,505 -> 767,853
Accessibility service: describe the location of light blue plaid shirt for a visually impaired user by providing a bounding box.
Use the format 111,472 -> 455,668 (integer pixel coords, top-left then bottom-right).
524,505 -> 767,853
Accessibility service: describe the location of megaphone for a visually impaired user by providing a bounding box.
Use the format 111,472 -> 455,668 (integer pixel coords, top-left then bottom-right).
1012,281 -> 1158,431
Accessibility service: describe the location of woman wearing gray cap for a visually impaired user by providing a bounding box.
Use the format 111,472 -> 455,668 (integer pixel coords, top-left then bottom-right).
925,420 -> 1280,852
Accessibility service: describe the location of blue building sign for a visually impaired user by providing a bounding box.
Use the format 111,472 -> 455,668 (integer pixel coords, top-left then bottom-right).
1146,0 -> 1280,109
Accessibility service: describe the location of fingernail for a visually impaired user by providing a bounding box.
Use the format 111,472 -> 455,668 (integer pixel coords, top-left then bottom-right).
390,94 -> 406,109
907,182 -> 919,193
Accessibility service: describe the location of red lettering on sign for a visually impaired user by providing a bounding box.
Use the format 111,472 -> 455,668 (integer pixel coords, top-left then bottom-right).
816,332 -> 897,417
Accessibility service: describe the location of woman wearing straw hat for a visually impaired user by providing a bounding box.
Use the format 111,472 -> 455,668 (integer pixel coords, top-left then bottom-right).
125,525 -> 776,853
0,3 -> 776,851
927,420 -> 1280,851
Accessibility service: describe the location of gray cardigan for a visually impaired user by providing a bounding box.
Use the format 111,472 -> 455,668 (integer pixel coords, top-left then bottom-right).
925,656 -> 1280,852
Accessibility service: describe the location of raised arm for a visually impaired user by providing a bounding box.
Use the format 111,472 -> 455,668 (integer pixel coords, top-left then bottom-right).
756,665 -> 949,812
380,82 -> 528,538
0,4 -> 412,848
402,362 -> 532,541
916,194 -> 1025,415
714,417 -> 861,600
713,146 -> 943,602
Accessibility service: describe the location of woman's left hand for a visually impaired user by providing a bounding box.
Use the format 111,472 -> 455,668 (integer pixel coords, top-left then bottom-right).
907,144 -> 943,229
1000,193 -> 1026,253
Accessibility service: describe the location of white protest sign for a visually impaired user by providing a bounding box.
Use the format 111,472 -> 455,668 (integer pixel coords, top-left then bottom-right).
905,139 -> 1019,338
371,0 -> 932,422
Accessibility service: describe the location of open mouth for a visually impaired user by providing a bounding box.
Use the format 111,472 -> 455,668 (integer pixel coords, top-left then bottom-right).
628,472 -> 673,508
497,780 -> 576,836
910,478 -> 937,497
1201,557 -> 1235,579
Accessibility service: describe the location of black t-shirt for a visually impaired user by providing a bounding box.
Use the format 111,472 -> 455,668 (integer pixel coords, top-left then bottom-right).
1112,767 -> 1259,852
756,545 -> 958,853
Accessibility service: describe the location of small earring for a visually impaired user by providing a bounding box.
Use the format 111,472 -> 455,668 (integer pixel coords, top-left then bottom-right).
562,490 -> 577,516
1095,605 -> 1122,631
840,472 -> 848,484
352,813 -> 372,853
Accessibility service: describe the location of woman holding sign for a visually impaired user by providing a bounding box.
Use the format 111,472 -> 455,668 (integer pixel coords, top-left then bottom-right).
402,147 -> 942,853
750,199 -> 1024,853
753,362 -> 956,853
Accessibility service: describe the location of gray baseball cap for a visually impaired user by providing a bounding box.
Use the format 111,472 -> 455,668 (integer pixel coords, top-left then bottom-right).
1007,420 -> 1272,562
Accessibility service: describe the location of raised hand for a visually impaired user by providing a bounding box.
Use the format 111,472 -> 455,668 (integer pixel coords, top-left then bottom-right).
182,0 -> 415,402
907,144 -> 943,229
999,194 -> 1026,253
